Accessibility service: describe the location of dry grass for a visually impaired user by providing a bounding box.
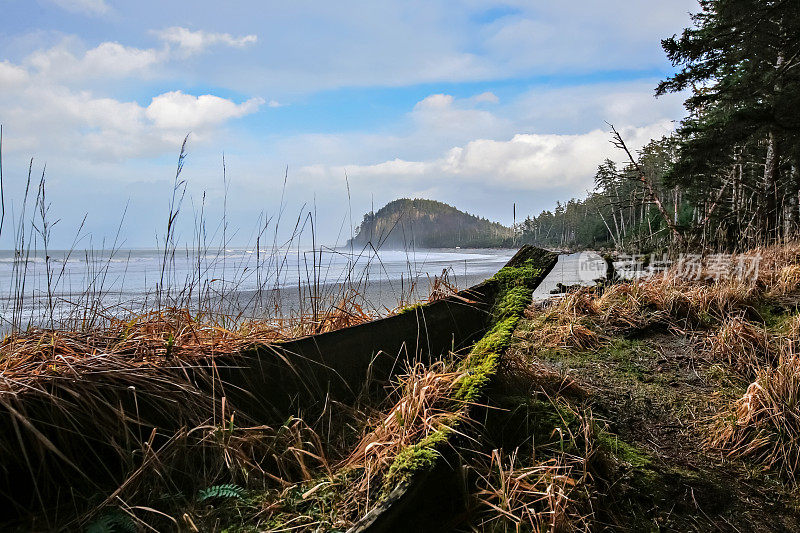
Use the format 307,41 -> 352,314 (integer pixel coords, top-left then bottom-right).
701,315 -> 771,377
206,359 -> 470,530
519,321 -> 603,353
462,345 -> 595,532
521,257 -> 766,355
0,289 -> 406,529
770,264 -> 800,296
699,244 -> 800,484
518,289 -> 604,352
0,369 -> 317,529
466,387 -> 596,533
753,241 -> 800,292
0,256 -> 469,401
709,348 -> 800,483
516,242 -> 800,488
426,268 -> 461,302
496,349 -> 586,401
0,294 -> 383,397
344,361 -> 466,509
0,235 -> 479,530
471,448 -> 590,533
9,239 -> 800,528
0,309 -> 281,390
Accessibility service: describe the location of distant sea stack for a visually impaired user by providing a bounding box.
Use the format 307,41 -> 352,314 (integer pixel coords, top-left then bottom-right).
348,198 -> 513,249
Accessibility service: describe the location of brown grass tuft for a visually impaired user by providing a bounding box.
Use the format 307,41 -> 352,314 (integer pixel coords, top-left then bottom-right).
702,315 -> 771,377
709,349 -> 800,483
472,448 -> 590,533
345,361 -> 464,498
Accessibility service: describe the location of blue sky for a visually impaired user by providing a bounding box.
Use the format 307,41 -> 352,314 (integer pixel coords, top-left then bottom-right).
0,0 -> 698,248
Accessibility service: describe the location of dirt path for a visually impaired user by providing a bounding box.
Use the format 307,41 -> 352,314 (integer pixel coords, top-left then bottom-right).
508,325 -> 800,532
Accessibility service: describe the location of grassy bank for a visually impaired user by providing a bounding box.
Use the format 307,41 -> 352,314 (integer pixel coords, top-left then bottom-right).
0,268 -> 467,530
7,242 -> 800,531
147,242 -> 800,531
496,242 -> 800,530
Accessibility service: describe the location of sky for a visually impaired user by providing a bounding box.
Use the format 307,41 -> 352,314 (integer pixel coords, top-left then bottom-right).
0,0 -> 699,249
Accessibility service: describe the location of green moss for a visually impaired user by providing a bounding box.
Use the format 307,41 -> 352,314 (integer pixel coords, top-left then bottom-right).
603,338 -> 649,361
591,430 -> 734,530
597,432 -> 653,470
397,302 -> 424,315
455,316 -> 519,403
454,352 -> 498,404
381,250 -> 555,495
384,428 -> 452,489
557,338 -> 658,381
491,261 -> 542,290
493,286 -> 531,320
474,316 -> 519,354
753,301 -> 791,330
601,339 -> 655,378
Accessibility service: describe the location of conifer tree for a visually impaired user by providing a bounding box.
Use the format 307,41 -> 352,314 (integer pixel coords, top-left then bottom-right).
657,0 -> 800,244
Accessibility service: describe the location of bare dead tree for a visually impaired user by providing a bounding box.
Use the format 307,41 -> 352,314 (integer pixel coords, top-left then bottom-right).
608,123 -> 686,247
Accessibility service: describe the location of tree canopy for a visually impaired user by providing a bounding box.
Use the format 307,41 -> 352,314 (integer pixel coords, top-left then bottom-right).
522,0 -> 800,252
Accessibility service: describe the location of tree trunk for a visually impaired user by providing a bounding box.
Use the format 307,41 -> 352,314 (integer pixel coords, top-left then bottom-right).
792,155 -> 800,236
609,125 -> 685,248
764,131 -> 779,242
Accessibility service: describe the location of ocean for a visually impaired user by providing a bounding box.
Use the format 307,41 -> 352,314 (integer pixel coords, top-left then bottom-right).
0,247 -> 517,329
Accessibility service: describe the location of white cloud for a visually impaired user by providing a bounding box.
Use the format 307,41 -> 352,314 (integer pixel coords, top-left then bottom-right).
49,0 -> 110,15
19,2 -> 695,97
0,27 -> 266,165
82,42 -> 162,75
305,121 -> 675,193
145,91 -> 264,130
410,93 -> 508,140
512,81 -> 686,134
472,91 -> 499,104
0,1 -> 700,246
155,27 -> 258,56
0,61 -> 29,88
23,26 -> 258,83
27,41 -> 163,80
415,93 -> 453,110
0,73 -> 264,161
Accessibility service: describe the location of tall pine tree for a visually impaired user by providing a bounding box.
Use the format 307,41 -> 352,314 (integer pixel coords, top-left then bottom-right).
657,0 -> 800,246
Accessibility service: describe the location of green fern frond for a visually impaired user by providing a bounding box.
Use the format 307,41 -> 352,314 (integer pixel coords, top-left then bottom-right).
198,483 -> 245,503
86,508 -> 136,533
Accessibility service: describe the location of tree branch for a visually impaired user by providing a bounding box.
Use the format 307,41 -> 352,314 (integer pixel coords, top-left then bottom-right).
607,123 -> 685,247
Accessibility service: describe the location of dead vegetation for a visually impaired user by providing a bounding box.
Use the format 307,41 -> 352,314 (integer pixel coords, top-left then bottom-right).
346,361 -> 465,496
8,239 -> 800,530
0,268 -> 469,528
167,241 -> 800,531
470,446 -> 591,533
702,315 -> 771,376
507,242 -> 800,530
708,350 -> 800,482
0,249 -> 488,531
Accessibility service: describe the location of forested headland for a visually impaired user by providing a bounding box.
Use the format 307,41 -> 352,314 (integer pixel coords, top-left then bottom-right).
349,198 -> 513,248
